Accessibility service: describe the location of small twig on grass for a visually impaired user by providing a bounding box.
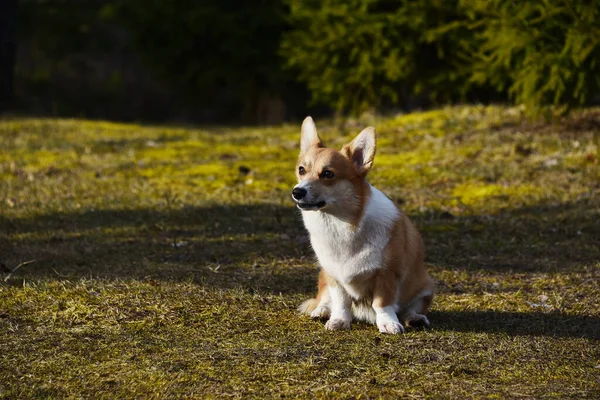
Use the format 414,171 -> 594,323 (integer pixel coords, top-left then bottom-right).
3,259 -> 36,282
52,268 -> 69,278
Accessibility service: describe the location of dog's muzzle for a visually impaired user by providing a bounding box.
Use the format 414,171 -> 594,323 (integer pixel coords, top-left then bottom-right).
292,187 -> 326,210
296,200 -> 326,210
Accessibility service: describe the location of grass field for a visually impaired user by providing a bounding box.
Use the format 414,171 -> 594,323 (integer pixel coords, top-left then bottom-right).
1,105 -> 599,398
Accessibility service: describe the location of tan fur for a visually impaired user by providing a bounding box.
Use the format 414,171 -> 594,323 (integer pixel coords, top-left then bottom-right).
385,214 -> 434,325
298,269 -> 329,314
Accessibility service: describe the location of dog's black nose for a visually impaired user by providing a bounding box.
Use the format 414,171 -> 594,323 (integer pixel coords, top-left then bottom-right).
292,187 -> 307,200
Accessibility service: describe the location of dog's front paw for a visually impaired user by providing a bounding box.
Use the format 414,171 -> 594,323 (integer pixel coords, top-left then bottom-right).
377,320 -> 405,334
405,314 -> 430,329
310,305 -> 330,319
325,318 -> 351,331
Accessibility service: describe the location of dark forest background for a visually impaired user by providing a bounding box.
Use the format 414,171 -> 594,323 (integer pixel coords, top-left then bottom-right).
1,0 -> 600,124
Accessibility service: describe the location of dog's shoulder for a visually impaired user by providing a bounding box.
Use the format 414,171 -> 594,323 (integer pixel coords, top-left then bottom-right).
363,185 -> 399,227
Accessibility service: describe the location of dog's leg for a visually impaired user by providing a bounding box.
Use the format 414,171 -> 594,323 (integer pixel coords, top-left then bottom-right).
310,270 -> 331,319
299,290 -> 331,319
310,290 -> 331,319
298,270 -> 331,319
401,291 -> 433,329
324,283 -> 352,331
372,272 -> 404,334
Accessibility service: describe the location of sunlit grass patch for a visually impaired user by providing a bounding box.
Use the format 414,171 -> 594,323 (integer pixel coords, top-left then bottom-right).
450,181 -> 544,209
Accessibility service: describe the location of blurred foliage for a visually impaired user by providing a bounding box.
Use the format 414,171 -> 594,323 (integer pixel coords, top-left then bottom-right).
115,0 -> 294,120
12,0 -> 600,120
466,0 -> 600,116
18,1 -> 115,57
15,0 -> 173,120
282,0 -> 600,116
281,0 -> 478,114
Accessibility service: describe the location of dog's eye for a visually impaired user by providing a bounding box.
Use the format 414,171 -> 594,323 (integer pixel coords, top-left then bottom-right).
298,166 -> 306,175
322,170 -> 334,179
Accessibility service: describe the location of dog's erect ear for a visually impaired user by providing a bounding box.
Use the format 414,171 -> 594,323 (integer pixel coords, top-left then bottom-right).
300,116 -> 323,154
341,127 -> 376,175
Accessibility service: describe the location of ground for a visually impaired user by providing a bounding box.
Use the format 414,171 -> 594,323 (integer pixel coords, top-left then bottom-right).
0,105 -> 599,398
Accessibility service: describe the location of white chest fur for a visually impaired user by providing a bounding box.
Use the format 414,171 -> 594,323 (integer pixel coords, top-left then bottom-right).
301,185 -> 399,298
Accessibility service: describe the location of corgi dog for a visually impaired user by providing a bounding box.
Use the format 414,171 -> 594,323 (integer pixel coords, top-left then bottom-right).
293,117 -> 434,334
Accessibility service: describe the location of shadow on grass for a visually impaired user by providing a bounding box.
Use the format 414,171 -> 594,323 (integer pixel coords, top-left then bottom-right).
1,203 -> 318,294
431,310 -> 600,340
424,195 -> 599,272
2,197 -> 599,339
1,196 -> 598,284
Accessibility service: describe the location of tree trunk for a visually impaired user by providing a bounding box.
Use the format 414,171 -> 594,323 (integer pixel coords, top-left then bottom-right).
0,0 -> 18,113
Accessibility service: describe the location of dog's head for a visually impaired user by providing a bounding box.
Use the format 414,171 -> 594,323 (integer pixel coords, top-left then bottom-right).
292,117 -> 376,213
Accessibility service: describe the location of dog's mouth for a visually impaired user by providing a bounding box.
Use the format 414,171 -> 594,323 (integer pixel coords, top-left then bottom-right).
296,200 -> 326,211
